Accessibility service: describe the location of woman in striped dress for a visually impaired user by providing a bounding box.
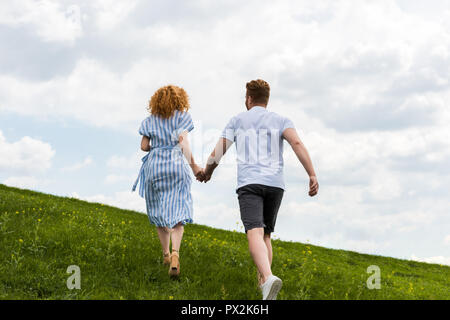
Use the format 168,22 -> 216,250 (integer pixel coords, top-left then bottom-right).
132,85 -> 203,277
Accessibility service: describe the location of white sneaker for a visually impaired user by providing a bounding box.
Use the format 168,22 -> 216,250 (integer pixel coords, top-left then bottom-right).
260,275 -> 282,300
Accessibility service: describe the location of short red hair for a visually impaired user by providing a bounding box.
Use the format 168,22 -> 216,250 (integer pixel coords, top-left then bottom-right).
246,79 -> 270,105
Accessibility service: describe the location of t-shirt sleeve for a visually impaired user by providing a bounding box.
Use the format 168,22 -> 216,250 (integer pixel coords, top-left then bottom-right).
139,118 -> 150,137
281,116 -> 295,133
221,117 -> 236,142
177,112 -> 194,135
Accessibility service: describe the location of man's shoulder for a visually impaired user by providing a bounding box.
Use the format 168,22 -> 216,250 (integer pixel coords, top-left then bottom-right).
225,111 -> 247,126
261,110 -> 292,128
233,110 -> 248,120
266,109 -> 289,120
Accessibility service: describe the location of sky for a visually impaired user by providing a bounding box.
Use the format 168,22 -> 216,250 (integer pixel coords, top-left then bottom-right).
0,0 -> 449,266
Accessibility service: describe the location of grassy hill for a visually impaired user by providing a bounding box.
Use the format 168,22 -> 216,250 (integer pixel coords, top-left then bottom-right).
0,184 -> 449,300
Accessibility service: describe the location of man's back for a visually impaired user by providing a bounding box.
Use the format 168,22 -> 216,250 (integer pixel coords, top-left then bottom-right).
221,106 -> 295,190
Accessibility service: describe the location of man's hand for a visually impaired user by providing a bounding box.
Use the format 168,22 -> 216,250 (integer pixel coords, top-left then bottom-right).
202,170 -> 211,183
198,137 -> 232,184
195,171 -> 205,182
195,169 -> 211,183
309,176 -> 319,197
193,165 -> 206,182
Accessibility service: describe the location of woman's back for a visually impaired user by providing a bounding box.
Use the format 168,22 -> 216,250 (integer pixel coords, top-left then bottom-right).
140,110 -> 194,148
139,109 -> 194,183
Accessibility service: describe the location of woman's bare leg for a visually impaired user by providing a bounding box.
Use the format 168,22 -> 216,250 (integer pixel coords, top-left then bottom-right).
171,223 -> 184,252
157,226 -> 171,255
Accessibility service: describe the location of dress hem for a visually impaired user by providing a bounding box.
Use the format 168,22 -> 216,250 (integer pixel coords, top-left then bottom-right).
148,217 -> 193,228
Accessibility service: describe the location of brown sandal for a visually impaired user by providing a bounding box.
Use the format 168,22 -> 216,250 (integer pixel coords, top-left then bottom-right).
163,252 -> 171,266
168,250 -> 180,278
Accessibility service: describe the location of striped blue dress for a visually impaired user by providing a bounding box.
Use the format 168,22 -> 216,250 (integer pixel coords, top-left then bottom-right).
132,110 -> 194,228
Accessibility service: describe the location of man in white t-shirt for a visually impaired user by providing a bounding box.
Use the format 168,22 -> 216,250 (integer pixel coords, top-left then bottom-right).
201,79 -> 319,300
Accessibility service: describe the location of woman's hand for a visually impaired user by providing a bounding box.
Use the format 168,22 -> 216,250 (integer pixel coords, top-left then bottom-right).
141,136 -> 151,152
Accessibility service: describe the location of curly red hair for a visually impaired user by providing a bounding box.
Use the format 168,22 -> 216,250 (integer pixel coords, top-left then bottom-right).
148,85 -> 190,118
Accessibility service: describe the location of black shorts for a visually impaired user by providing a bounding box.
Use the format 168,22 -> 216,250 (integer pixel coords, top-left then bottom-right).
237,184 -> 284,234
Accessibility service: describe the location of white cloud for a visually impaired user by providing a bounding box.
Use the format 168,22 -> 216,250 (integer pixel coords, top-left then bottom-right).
2,0 -> 450,138
0,0 -> 83,44
444,235 -> 450,246
0,58 -> 149,131
195,202 -> 242,232
0,131 -> 54,191
276,191 -> 442,255
4,176 -> 39,189
410,255 -> 450,266
93,0 -> 138,31
0,130 -> 55,175
365,168 -> 402,201
105,174 -> 134,185
107,152 -> 142,170
71,190 -> 146,213
61,156 -> 93,172
105,152 -> 144,186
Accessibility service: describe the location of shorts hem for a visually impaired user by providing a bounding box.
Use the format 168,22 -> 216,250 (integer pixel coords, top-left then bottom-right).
244,224 -> 266,233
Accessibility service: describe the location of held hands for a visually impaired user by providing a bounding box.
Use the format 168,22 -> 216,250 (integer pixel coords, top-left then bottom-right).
309,176 -> 319,197
192,166 -> 211,183
197,168 -> 211,183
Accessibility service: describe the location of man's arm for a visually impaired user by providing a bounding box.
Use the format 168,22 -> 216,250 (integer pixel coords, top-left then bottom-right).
283,128 -> 319,197
203,137 -> 233,182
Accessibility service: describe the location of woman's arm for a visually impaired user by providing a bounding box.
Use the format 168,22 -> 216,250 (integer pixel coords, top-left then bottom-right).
178,131 -> 202,177
282,128 -> 319,197
141,136 -> 151,152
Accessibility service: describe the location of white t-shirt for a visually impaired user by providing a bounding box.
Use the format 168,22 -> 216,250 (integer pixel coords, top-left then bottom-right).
221,106 -> 295,190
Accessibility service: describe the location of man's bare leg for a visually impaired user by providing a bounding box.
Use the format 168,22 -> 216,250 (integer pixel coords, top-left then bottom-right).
247,228 -> 272,284
258,233 -> 273,285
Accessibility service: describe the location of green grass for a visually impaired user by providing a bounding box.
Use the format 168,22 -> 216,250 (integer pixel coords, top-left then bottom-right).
0,183 -> 449,300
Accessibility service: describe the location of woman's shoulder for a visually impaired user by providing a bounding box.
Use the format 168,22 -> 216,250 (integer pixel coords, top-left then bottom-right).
139,116 -> 153,136
141,115 -> 152,125
173,109 -> 194,132
173,109 -> 191,116
173,109 -> 193,121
